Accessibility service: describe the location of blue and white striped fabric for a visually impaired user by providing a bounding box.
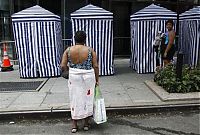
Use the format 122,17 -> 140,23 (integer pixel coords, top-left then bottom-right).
71,4 -> 114,76
12,5 -> 62,78
130,4 -> 177,73
179,6 -> 200,68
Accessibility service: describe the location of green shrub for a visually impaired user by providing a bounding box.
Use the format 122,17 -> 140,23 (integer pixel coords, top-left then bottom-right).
154,64 -> 200,93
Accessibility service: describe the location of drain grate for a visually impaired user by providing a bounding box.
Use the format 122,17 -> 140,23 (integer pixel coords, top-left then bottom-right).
0,81 -> 44,92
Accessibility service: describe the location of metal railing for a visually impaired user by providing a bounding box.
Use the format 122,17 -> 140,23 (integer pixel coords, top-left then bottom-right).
113,36 -> 131,56
62,38 -> 72,51
0,39 -> 72,65
0,41 -> 16,62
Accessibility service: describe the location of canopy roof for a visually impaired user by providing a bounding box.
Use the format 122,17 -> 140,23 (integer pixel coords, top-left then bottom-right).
130,4 -> 177,21
71,4 -> 113,19
180,6 -> 200,20
12,5 -> 60,22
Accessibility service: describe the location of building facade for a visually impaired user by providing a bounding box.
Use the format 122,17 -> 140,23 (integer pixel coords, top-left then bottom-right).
0,0 -> 199,60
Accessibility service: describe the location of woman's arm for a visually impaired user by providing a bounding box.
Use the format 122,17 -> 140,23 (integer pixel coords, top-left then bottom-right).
60,48 -> 69,72
164,31 -> 175,57
91,49 -> 99,85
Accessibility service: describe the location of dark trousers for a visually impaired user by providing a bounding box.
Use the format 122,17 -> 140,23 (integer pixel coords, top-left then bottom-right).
154,46 -> 160,67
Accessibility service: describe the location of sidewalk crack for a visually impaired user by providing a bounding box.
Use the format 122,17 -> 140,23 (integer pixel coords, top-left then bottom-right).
39,88 -> 53,107
6,93 -> 23,108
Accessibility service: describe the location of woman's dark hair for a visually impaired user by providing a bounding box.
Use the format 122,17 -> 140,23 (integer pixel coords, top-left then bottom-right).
74,31 -> 86,44
165,19 -> 174,26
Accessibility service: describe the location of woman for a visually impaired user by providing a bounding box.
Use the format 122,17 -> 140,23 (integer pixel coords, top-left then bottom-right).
161,19 -> 176,66
61,31 -> 99,133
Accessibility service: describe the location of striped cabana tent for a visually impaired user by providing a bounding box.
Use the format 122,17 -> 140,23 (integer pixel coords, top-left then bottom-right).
130,4 -> 177,73
70,4 -> 114,76
179,6 -> 200,68
12,5 -> 62,78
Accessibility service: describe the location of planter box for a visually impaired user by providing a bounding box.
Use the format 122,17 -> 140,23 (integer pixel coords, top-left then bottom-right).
145,80 -> 200,102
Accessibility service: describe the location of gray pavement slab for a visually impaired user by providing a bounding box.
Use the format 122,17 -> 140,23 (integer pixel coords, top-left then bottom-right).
0,58 -> 199,115
8,93 -> 47,107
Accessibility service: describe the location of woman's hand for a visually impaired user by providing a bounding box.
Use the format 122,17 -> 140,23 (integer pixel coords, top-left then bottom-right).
95,82 -> 99,86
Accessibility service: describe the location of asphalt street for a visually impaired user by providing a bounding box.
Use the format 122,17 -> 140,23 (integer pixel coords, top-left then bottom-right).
0,109 -> 199,135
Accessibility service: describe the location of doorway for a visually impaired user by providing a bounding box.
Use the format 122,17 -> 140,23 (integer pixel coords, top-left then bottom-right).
111,1 -> 131,57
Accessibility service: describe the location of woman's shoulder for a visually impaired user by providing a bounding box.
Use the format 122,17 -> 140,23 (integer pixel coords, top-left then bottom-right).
83,46 -> 93,51
64,47 -> 70,53
169,30 -> 175,36
70,45 -> 93,51
85,46 -> 94,51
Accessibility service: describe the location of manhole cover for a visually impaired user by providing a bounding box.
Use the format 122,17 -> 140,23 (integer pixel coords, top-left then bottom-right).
0,81 -> 45,92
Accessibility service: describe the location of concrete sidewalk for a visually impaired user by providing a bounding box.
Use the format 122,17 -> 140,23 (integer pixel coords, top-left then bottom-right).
0,58 -> 199,115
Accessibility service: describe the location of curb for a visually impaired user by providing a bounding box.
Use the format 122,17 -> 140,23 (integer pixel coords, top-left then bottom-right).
0,104 -> 199,120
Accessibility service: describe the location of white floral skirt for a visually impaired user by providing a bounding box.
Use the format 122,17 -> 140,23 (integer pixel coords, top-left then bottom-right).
68,68 -> 95,120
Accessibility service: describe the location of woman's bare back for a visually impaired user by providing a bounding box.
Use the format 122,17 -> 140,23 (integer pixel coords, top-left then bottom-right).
69,45 -> 91,64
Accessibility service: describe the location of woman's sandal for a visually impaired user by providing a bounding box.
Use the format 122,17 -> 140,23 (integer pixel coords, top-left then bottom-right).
83,125 -> 89,131
71,128 -> 78,133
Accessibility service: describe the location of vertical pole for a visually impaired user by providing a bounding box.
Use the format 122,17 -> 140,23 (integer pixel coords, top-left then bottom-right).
109,0 -> 111,11
36,0 -> 39,5
176,0 -> 179,33
3,17 -> 5,40
176,52 -> 183,80
86,0 -> 89,4
176,0 -> 180,53
17,0 -> 20,11
63,0 -> 66,39
198,37 -> 200,68
9,0 -> 14,15
176,0 -> 179,35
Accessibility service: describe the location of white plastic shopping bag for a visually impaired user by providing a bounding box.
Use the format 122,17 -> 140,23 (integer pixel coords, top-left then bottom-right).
93,86 -> 107,124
